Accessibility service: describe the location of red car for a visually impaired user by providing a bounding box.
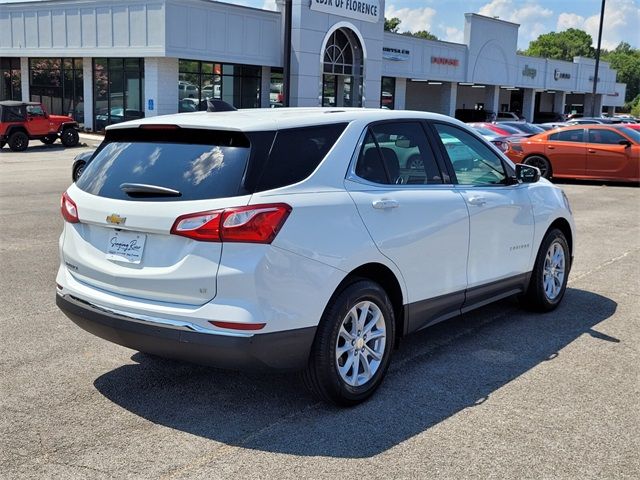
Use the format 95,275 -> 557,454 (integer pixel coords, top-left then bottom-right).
506,124 -> 640,183
0,101 -> 79,152
467,122 -> 527,137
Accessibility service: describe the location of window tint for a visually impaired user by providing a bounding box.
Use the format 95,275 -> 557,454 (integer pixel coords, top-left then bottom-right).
588,129 -> 627,144
549,129 -> 585,142
434,123 -> 507,185
255,123 -> 347,191
76,129 -> 250,202
355,122 -> 442,185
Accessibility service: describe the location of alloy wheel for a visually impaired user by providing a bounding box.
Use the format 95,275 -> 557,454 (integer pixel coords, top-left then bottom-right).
335,300 -> 386,387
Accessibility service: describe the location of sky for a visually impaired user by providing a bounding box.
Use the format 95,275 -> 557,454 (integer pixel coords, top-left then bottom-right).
254,0 -> 640,50
2,0 -> 638,50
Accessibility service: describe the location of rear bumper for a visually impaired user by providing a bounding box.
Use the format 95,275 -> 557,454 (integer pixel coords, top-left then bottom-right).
56,293 -> 316,371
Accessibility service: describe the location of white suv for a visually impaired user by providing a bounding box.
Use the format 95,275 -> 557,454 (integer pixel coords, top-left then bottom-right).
56,108 -> 574,405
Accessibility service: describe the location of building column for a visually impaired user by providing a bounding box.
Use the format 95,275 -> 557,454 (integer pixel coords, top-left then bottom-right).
144,57 -> 179,117
583,94 -> 595,116
553,91 -> 566,115
484,85 -> 500,115
260,66 -> 271,108
394,78 -> 406,110
82,58 -> 93,131
439,82 -> 457,117
522,88 -> 535,122
20,57 -> 29,102
593,95 -> 604,116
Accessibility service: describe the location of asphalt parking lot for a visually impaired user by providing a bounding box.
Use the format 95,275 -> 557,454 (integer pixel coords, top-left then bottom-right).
1,143 -> 639,479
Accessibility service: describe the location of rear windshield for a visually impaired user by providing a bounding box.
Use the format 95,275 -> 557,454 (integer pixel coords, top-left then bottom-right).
76,128 -> 251,201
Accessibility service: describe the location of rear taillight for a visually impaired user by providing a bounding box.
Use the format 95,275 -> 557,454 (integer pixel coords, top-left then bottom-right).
61,192 -> 79,223
492,140 -> 509,152
170,203 -> 291,243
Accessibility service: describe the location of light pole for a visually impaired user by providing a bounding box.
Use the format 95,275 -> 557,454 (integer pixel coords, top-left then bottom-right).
591,0 -> 606,117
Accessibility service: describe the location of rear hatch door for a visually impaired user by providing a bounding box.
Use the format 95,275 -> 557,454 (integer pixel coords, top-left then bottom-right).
62,127 -> 252,306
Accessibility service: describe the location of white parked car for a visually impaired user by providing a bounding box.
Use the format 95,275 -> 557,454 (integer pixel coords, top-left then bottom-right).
56,108 -> 575,405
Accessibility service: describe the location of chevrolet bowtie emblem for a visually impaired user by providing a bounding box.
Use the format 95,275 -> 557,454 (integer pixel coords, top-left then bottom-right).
106,214 -> 126,225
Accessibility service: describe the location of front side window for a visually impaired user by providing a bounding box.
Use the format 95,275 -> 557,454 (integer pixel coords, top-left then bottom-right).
355,122 -> 442,185
26,105 -> 45,116
588,129 -> 627,145
434,123 -> 507,185
549,129 -> 585,143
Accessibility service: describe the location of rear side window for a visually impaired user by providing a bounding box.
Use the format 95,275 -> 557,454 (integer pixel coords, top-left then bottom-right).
549,129 -> 585,142
255,123 -> 347,191
76,128 -> 251,202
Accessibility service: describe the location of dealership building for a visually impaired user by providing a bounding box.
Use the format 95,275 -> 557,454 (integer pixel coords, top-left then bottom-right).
0,0 -> 627,131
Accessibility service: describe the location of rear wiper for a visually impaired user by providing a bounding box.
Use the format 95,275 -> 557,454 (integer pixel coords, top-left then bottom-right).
120,183 -> 182,197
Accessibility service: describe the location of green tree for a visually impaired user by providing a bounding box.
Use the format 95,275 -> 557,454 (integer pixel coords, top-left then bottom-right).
524,28 -> 595,61
384,17 -> 401,33
403,30 -> 439,41
602,42 -> 640,102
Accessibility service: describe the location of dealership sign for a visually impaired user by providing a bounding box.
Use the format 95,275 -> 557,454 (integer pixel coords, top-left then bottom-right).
554,69 -> 571,81
431,56 -> 459,67
311,0 -> 380,23
383,47 -> 410,61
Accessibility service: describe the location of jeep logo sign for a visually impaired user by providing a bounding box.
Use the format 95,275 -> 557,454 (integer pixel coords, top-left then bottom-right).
522,65 -> 537,79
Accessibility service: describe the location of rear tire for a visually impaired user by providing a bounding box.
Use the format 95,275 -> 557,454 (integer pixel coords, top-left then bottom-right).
40,136 -> 57,145
521,229 -> 570,312
61,128 -> 79,147
524,155 -> 552,179
303,280 -> 395,406
8,131 -> 29,152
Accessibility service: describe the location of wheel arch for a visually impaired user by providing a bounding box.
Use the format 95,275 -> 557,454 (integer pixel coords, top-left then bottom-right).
546,217 -> 573,257
5,125 -> 29,138
331,262 -> 406,341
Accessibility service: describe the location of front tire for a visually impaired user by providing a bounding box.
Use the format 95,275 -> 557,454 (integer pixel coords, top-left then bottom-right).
8,131 -> 29,152
72,161 -> 86,182
303,280 -> 395,406
61,128 -> 79,147
522,229 -> 570,312
524,155 -> 552,179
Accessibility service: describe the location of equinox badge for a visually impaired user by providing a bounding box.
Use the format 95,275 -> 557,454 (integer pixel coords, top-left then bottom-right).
106,214 -> 126,225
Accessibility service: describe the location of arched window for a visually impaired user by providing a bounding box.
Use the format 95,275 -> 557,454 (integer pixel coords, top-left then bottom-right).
322,28 -> 364,107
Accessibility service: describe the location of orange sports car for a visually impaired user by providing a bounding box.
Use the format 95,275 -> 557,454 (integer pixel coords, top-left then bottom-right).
506,124 -> 640,183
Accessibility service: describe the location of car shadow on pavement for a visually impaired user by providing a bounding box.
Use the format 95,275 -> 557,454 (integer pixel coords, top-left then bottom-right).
93,288 -> 617,458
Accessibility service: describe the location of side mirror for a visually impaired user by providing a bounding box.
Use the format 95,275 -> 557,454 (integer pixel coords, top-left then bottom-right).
516,163 -> 541,183
618,139 -> 632,148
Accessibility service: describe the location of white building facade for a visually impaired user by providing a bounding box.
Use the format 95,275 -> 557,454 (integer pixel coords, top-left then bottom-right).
0,0 -> 627,131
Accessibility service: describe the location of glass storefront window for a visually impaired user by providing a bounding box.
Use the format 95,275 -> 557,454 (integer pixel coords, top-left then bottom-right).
270,69 -> 284,107
178,59 -> 261,112
381,77 -> 395,110
93,58 -> 144,132
29,57 -> 83,125
0,58 -> 22,101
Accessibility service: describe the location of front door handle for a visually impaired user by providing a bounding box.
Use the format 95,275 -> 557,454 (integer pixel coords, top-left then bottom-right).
372,199 -> 399,209
548,146 -> 555,150
467,196 -> 487,206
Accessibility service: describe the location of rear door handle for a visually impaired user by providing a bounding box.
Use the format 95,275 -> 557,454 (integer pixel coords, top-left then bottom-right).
372,199 -> 399,209
548,146 -> 555,150
467,196 -> 487,206
588,149 -> 596,153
